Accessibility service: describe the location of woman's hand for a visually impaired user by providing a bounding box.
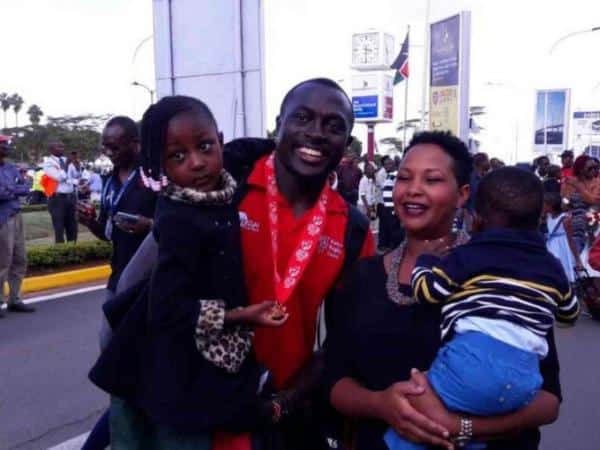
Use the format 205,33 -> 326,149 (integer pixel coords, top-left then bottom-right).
422,235 -> 454,258
374,378 -> 454,449
227,301 -> 289,327
408,369 -> 460,437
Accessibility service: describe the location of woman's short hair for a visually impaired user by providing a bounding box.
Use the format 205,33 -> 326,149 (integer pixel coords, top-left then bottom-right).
405,131 -> 473,186
573,154 -> 590,178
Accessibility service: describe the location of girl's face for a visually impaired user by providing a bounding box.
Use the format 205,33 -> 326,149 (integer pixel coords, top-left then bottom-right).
393,143 -> 469,239
164,111 -> 224,191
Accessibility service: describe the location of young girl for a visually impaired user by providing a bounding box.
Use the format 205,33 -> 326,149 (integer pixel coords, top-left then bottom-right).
544,192 -> 582,283
90,96 -> 287,450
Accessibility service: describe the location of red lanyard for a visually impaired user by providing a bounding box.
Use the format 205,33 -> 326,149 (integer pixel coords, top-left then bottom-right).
265,154 -> 329,304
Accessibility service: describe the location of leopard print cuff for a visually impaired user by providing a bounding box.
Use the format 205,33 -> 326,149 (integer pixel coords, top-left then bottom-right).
195,300 -> 254,374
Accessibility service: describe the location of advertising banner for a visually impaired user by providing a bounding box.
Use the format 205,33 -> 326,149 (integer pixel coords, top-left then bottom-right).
351,72 -> 394,123
572,110 -> 600,154
533,89 -> 571,154
429,12 -> 470,142
353,96 -> 379,119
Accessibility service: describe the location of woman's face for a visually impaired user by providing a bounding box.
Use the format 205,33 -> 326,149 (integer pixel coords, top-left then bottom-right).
393,143 -> 469,239
583,159 -> 599,180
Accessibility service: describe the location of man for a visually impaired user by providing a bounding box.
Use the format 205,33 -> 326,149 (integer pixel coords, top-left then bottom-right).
43,140 -> 78,243
78,116 -> 156,305
336,152 -> 362,204
534,155 -> 550,180
560,149 -> 574,180
466,152 -> 490,213
0,135 -> 34,317
114,79 -> 375,449
375,155 -> 397,251
358,161 -> 377,219
78,116 -> 157,450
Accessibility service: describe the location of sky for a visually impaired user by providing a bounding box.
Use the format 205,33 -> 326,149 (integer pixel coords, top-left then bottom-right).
1,0 -> 600,163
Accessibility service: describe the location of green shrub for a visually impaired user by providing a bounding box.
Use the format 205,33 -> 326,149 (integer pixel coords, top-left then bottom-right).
27,240 -> 112,270
21,204 -> 49,213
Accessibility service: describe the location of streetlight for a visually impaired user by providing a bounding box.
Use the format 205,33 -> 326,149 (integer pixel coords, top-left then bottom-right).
132,81 -> 155,104
549,26 -> 600,54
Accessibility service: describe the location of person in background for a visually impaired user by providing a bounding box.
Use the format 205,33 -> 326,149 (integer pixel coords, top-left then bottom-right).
490,157 -> 505,170
358,161 -> 378,220
381,163 -> 404,250
544,192 -> 582,284
29,167 -> 46,204
543,164 -> 561,193
87,166 -> 103,204
336,152 -> 362,205
376,155 -> 398,252
464,152 -> 490,230
560,150 -> 574,180
43,140 -> 78,243
534,155 -> 550,180
78,116 -> 157,450
0,135 -> 35,317
562,155 -> 600,253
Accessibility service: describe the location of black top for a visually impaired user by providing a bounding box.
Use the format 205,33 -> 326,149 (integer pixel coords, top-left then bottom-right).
324,256 -> 562,450
98,166 -> 157,291
90,196 -> 264,432
543,178 -> 561,194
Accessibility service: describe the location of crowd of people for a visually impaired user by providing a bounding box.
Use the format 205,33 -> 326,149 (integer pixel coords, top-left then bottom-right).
0,77 -> 596,450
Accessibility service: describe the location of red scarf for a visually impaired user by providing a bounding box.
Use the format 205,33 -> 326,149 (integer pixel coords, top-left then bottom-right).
265,153 -> 329,304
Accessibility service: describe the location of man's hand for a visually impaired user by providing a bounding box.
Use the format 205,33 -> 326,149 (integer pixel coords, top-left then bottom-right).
115,215 -> 153,234
373,378 -> 453,449
77,202 -> 97,227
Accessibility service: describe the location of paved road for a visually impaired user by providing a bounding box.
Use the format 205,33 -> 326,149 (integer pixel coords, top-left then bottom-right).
0,288 -> 106,450
1,288 -> 599,450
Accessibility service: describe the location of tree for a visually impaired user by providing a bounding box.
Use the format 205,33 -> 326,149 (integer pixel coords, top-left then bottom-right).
10,94 -> 24,128
27,104 -> 44,125
0,93 -> 10,130
7,113 -> 110,164
347,135 -> 363,158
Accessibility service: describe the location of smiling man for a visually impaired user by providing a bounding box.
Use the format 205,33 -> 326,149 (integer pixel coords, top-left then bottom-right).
237,78 -> 375,448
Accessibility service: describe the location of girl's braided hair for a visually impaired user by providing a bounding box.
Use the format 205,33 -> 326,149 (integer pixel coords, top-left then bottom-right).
140,95 -> 217,191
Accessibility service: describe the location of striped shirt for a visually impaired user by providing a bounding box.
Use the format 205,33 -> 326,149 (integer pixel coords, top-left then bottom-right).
382,171 -> 397,209
412,229 -> 579,345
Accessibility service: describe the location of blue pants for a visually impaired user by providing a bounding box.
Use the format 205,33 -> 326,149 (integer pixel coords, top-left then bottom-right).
384,331 -> 542,450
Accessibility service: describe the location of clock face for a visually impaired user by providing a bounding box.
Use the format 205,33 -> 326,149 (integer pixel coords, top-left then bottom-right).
352,33 -> 380,65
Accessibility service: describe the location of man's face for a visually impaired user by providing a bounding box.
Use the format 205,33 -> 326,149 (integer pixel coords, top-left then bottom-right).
383,158 -> 396,173
538,157 -> 550,176
101,125 -> 137,168
49,141 -> 65,157
275,83 -> 353,179
562,155 -> 573,168
479,157 -> 491,175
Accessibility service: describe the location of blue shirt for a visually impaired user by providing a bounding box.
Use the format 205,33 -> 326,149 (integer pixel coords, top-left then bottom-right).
0,162 -> 32,227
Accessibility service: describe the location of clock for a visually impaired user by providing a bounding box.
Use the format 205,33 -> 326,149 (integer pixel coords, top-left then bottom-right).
352,32 -> 380,66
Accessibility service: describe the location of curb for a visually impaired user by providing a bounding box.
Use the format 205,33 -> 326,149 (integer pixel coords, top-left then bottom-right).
14,265 -> 111,295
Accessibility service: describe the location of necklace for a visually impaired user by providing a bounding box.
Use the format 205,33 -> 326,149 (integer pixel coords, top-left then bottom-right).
386,230 -> 470,306
385,241 -> 416,305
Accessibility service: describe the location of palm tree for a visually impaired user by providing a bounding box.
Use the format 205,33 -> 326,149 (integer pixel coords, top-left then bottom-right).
0,93 -> 10,130
10,94 -> 24,128
27,104 -> 44,126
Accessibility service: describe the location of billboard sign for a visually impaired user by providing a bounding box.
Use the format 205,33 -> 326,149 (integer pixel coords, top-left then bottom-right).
429,12 -> 471,142
351,72 -> 394,123
572,110 -> 600,154
533,89 -> 571,154
353,96 -> 378,119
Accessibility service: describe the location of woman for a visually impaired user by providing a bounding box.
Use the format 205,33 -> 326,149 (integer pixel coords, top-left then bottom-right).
562,155 -> 600,253
325,131 -> 562,450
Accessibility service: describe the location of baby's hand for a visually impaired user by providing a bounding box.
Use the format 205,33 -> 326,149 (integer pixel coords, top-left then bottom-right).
242,301 -> 289,327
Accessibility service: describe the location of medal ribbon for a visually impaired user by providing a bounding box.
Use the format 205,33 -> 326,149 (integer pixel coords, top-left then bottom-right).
265,153 -> 329,305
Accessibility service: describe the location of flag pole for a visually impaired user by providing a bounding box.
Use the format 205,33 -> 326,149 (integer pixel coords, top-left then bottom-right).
403,25 -> 410,151
420,0 -> 431,130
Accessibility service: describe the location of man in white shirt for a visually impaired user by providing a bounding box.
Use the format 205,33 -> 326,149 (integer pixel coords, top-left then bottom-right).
358,162 -> 377,219
42,140 -> 78,243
